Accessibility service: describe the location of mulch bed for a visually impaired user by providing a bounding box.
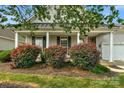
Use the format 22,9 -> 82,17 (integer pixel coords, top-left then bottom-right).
0,63 -> 118,79
0,81 -> 38,88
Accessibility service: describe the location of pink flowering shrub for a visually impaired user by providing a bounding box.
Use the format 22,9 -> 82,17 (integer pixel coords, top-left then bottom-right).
45,45 -> 67,68
69,42 -> 100,70
11,44 -> 41,68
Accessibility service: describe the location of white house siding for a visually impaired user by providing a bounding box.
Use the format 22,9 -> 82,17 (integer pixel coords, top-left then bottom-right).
96,32 -> 124,46
49,35 -> 57,46
49,35 -> 77,46
49,35 -> 77,47
96,34 -> 104,51
25,36 -> 32,45
26,35 -> 77,47
71,35 -> 77,46
0,38 -> 14,50
96,31 -> 124,61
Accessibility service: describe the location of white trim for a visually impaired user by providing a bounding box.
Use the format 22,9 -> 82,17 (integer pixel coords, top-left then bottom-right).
46,32 -> 49,48
15,30 -> 79,33
26,15 -> 35,22
77,32 -> 80,44
103,42 -> 124,45
15,30 -> 110,33
15,32 -> 18,48
109,31 -> 113,62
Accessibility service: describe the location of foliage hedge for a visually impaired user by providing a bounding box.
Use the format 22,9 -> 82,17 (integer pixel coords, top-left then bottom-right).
9,43 -> 109,74
0,50 -> 11,62
91,64 -> 110,74
45,45 -> 67,68
69,42 -> 100,70
11,44 -> 41,68
40,50 -> 46,64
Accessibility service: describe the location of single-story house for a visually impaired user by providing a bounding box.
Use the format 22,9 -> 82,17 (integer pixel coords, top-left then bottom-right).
14,16 -> 124,62
0,29 -> 24,50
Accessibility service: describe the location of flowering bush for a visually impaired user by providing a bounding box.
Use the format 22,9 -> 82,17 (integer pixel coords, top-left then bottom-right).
11,44 -> 41,68
69,42 -> 100,70
45,45 -> 67,68
40,50 -> 46,64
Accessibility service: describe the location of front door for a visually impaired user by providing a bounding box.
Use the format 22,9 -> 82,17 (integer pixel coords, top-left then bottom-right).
35,37 -> 43,48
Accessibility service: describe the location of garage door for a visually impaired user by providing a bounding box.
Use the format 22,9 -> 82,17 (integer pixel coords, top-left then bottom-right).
102,44 -> 124,60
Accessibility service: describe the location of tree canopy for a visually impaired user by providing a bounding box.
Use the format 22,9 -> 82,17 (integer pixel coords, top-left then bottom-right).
0,5 -> 123,35
0,12 -> 8,28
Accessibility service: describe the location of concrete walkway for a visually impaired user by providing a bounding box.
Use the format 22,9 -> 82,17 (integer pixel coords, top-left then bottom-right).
113,61 -> 124,69
107,67 -> 124,73
100,60 -> 124,73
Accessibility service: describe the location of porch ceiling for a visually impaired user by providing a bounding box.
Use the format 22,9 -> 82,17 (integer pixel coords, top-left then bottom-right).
18,31 -> 78,36
17,30 -> 110,37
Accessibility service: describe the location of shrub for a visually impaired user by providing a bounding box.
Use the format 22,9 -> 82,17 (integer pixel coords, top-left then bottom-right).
11,44 -> 41,68
45,45 -> 67,68
0,50 -> 11,62
40,50 -> 46,64
69,42 -> 100,70
91,64 -> 110,74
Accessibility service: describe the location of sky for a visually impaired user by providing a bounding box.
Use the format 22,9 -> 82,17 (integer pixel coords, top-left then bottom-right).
115,5 -> 124,18
2,5 -> 124,24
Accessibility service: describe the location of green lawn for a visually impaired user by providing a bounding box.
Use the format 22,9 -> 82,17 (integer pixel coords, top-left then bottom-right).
0,72 -> 124,88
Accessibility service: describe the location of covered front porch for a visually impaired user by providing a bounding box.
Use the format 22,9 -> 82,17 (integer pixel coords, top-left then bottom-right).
15,30 -> 114,62
14,30 -> 81,49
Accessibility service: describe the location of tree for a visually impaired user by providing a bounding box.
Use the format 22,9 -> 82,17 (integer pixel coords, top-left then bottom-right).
0,5 -> 123,35
0,12 -> 7,28
54,6 -> 124,35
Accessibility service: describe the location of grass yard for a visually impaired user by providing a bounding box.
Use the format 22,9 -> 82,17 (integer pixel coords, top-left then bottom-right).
0,72 -> 124,88
0,63 -> 123,88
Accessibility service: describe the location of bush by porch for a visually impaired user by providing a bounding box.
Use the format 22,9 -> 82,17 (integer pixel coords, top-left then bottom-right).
9,42 -> 110,75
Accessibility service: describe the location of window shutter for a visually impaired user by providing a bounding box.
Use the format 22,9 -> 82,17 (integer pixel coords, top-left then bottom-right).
32,36 -> 35,45
57,36 -> 60,45
43,36 -> 46,48
68,36 -> 71,48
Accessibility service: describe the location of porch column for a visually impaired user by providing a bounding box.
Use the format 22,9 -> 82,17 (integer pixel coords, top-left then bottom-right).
109,31 -> 113,62
46,32 -> 49,48
77,32 -> 80,44
25,35 -> 28,44
15,32 -> 18,48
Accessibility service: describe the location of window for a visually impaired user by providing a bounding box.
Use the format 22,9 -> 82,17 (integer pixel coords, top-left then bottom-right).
60,37 -> 68,48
